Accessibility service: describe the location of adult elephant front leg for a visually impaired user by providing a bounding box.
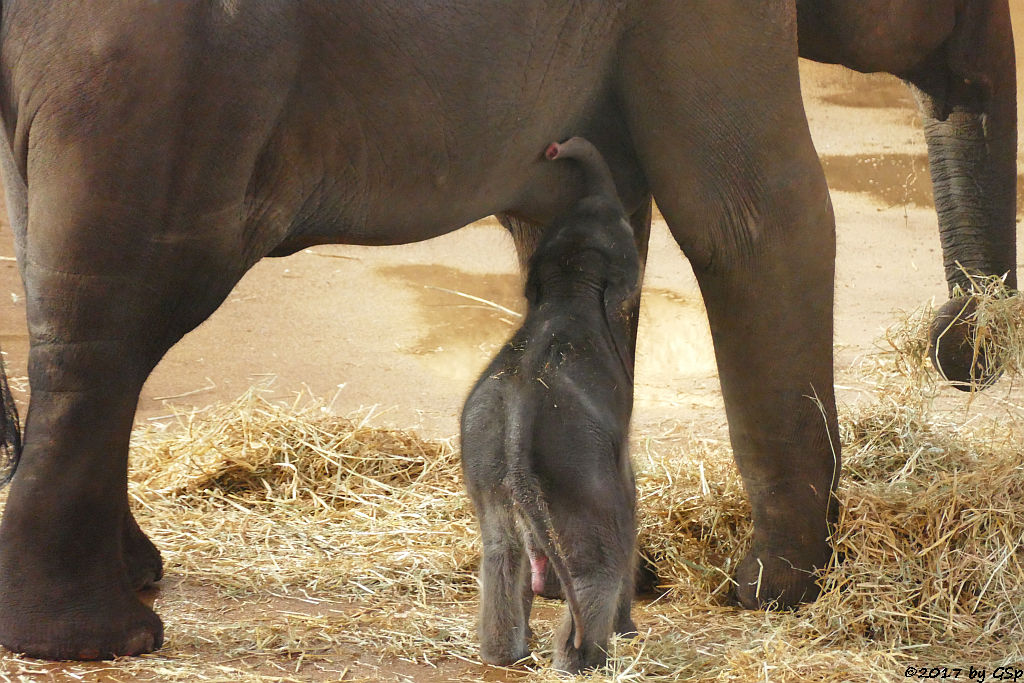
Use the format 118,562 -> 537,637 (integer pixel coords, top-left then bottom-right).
695,219 -> 840,608
620,0 -> 840,607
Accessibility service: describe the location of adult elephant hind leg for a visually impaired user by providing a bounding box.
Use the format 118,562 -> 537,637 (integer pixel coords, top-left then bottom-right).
0,220 -> 245,660
619,0 -> 840,608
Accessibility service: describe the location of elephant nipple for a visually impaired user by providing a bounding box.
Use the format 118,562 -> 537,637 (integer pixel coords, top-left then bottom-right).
529,553 -> 549,594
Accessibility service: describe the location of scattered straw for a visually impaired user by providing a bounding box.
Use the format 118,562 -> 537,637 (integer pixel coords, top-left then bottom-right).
957,274 -> 1024,379
1,302 -> 1023,680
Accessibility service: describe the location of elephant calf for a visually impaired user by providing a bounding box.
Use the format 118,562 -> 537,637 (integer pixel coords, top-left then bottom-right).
461,137 -> 641,673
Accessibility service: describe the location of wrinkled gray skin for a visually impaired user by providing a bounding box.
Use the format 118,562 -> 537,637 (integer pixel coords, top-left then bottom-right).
0,0 -> 1013,662
797,0 -> 1018,387
461,137 -> 640,674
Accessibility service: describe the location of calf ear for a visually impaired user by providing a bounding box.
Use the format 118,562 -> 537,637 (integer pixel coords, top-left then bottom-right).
602,253 -> 642,381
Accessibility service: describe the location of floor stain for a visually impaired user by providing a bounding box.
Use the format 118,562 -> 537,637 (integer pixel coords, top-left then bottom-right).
820,153 -> 934,208
821,153 -> 1024,215
377,265 -> 718,385
377,264 -> 523,383
636,288 -> 717,379
819,80 -> 917,110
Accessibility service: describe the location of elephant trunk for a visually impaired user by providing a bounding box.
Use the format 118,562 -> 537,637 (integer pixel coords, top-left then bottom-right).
921,109 -> 1016,294
905,1 -> 1017,389
545,137 -> 621,205
922,107 -> 1016,390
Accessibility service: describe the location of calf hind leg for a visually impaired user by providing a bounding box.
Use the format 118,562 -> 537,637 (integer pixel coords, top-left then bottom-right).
551,553 -> 633,673
476,503 -> 532,665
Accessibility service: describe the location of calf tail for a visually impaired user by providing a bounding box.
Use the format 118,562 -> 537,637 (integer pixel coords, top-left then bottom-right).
0,345 -> 22,486
503,392 -> 585,650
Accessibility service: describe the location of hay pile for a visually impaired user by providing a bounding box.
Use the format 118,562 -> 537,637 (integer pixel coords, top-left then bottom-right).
1,292 -> 1024,680
130,388 -> 480,603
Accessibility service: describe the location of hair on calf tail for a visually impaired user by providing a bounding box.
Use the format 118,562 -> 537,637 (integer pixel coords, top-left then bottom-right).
0,348 -> 22,487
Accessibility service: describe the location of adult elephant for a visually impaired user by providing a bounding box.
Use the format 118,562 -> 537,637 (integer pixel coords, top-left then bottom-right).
0,0 -> 1009,663
797,0 -> 1018,384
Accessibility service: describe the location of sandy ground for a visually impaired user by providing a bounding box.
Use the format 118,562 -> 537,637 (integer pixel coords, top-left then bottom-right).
1,8 -> 1024,681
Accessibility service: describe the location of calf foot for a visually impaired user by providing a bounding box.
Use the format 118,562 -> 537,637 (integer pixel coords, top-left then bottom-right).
553,641 -> 607,675
123,510 -> 163,590
614,591 -> 637,637
480,637 -> 530,667
552,613 -> 612,674
733,547 -> 829,609
614,616 -> 638,638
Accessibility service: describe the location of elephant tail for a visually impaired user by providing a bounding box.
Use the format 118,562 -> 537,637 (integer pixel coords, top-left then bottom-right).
0,345 -> 22,487
502,389 -> 585,650
545,136 -> 620,205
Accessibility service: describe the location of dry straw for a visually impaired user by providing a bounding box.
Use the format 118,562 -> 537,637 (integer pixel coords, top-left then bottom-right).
1,287 -> 1024,680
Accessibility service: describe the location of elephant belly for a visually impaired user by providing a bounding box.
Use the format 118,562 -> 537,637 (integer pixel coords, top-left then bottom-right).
247,3 -> 643,251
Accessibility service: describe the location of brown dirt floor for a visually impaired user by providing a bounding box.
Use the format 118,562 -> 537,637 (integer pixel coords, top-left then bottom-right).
2,7 -> 1024,682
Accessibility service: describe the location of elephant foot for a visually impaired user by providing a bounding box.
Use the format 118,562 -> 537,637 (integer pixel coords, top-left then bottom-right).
123,510 -> 163,590
634,556 -> 660,595
480,639 -> 530,667
615,618 -> 638,639
0,502 -> 164,659
0,582 -> 163,660
733,548 -> 827,610
929,296 -> 1002,391
614,588 -> 637,638
552,638 -> 607,675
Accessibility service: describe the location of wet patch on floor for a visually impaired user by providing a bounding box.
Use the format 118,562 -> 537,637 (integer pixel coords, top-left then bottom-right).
377,264 -> 718,388
377,263 -> 523,383
820,153 -> 1024,215
819,80 -> 916,110
820,153 -> 933,208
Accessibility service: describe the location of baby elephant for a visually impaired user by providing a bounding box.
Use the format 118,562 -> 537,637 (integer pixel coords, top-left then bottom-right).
461,136 -> 641,673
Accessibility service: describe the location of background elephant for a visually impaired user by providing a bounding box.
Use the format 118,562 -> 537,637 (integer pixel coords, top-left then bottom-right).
461,137 -> 640,673
0,0 -> 1011,663
797,0 -> 1018,384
